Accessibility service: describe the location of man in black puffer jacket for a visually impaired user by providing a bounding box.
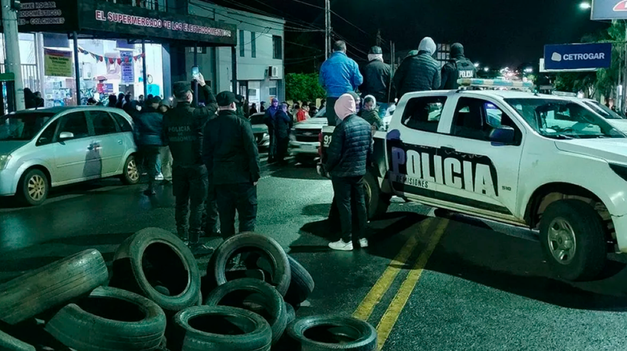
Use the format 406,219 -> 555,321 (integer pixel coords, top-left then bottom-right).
325,93 -> 373,251
393,37 -> 441,99
440,42 -> 476,90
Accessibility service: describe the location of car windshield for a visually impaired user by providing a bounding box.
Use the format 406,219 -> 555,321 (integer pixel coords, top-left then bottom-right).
505,98 -> 624,139
249,113 -> 265,124
583,100 -> 624,120
0,112 -> 56,141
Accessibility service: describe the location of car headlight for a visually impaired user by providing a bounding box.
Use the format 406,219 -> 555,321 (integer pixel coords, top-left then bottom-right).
0,155 -> 11,171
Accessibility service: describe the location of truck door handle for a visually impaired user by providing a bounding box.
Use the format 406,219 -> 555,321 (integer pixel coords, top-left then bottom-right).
441,146 -> 456,154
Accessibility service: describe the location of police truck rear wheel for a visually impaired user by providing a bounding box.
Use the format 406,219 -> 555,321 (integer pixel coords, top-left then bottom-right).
364,172 -> 389,220
539,200 -> 607,281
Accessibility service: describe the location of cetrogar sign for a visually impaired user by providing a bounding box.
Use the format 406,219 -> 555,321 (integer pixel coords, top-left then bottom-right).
543,43 -> 612,71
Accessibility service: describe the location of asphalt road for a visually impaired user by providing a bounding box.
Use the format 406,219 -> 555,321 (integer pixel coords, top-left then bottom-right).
2,157 -> 627,350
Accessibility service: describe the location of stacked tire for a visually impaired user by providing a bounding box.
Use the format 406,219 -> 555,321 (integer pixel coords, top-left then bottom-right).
0,229 -> 376,351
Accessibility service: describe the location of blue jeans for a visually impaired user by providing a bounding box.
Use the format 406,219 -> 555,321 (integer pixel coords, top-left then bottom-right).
156,156 -> 162,175
377,102 -> 389,119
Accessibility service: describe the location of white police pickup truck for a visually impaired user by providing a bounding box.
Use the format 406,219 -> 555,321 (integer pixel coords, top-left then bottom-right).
319,79 -> 627,281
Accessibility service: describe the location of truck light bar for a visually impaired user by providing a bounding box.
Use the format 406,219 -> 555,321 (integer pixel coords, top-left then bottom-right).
457,78 -> 534,89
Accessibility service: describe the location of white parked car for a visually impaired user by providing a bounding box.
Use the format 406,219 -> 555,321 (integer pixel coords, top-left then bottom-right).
289,107 -> 328,163
248,112 -> 270,147
580,98 -> 627,133
321,79 -> 627,281
0,106 -> 139,206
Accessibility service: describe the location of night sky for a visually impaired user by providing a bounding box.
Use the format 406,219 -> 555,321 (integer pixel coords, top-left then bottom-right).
212,0 -> 610,69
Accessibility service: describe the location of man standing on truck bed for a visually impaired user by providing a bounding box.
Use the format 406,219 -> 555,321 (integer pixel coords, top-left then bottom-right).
393,37 -> 441,99
440,42 -> 476,89
320,40 -> 363,126
325,93 -> 372,251
360,46 -> 393,119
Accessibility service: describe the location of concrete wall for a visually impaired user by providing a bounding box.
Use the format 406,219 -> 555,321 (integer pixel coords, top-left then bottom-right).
187,0 -> 285,102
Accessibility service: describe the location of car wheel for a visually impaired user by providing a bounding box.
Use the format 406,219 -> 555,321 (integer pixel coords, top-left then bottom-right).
287,315 -> 377,351
17,168 -> 48,206
0,249 -> 108,325
120,155 -> 140,185
109,227 -> 201,313
364,171 -> 390,220
539,199 -> 607,281
169,306 -> 272,351
45,287 -> 166,351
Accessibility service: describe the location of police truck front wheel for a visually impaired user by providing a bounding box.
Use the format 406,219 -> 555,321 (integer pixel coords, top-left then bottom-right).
539,200 -> 607,281
364,171 -> 390,220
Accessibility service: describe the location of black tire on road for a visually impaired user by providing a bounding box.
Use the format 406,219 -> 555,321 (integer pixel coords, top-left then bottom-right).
0,330 -> 35,351
204,278 -> 287,345
364,171 -> 390,220
0,249 -> 108,325
206,232 -> 291,296
120,154 -> 140,185
109,227 -> 201,313
17,168 -> 48,206
287,315 -> 377,351
539,199 -> 607,281
170,306 -> 272,351
45,286 -> 166,351
284,255 -> 314,307
285,302 -> 296,325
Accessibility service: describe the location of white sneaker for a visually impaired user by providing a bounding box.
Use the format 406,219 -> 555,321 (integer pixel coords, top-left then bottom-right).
155,173 -> 164,181
359,238 -> 369,248
328,240 -> 353,251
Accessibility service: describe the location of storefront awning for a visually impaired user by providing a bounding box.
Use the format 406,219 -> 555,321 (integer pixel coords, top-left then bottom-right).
1,0 -> 237,47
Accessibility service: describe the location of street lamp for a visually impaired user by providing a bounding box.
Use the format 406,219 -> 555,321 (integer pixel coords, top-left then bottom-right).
474,62 -> 480,68
580,2 -> 591,10
484,67 -> 489,72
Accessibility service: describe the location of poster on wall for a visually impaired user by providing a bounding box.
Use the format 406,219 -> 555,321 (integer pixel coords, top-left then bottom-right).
44,49 -> 73,77
120,51 -> 134,84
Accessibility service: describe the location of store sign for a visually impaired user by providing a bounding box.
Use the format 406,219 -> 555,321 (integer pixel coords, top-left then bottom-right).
592,0 -> 627,20
0,0 -> 79,32
80,0 -> 237,46
44,49 -> 73,77
543,43 -> 612,70
120,51 -> 134,85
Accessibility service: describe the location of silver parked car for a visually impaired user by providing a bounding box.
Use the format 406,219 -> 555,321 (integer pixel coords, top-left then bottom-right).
0,106 -> 139,206
249,112 -> 270,147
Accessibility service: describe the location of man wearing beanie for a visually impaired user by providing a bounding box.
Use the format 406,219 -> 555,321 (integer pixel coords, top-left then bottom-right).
393,37 -> 441,98
360,46 -> 393,119
440,42 -> 476,89
203,91 -> 260,238
163,73 -> 217,254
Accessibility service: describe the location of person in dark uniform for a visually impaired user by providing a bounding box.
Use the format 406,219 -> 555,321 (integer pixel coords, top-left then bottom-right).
163,73 -> 217,254
203,91 -> 260,238
274,102 -> 293,164
440,42 -> 477,89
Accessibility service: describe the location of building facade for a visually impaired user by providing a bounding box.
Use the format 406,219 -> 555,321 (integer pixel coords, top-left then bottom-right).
187,0 -> 286,104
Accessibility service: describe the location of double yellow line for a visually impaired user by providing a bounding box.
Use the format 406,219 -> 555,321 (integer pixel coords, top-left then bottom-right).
353,218 -> 450,350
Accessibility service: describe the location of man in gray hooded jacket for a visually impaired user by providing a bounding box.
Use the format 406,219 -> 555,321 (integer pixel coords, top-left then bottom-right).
393,37 -> 441,99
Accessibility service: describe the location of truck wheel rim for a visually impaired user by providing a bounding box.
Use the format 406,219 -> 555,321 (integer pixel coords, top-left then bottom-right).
28,174 -> 46,201
128,159 -> 139,181
547,217 -> 577,265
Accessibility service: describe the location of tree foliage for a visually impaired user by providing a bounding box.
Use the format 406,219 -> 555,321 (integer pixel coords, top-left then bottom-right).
285,73 -> 325,102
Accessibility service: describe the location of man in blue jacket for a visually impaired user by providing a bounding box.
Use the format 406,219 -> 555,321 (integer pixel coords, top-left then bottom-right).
134,95 -> 164,196
319,40 -> 363,126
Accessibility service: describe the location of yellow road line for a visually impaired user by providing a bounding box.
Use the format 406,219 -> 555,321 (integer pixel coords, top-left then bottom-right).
376,219 -> 449,350
352,233 -> 420,321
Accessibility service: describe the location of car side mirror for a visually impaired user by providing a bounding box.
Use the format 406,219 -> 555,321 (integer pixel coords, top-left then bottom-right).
59,131 -> 74,140
489,126 -> 515,145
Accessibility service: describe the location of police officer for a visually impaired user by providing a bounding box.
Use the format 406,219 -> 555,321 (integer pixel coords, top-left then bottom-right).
440,42 -> 477,90
203,91 -> 260,238
163,73 -> 217,254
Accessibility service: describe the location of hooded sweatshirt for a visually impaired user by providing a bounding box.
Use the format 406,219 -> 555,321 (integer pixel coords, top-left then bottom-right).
392,37 -> 442,98
440,43 -> 476,89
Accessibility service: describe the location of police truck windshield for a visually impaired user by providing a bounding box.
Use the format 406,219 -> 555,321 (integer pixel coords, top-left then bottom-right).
505,98 -> 624,139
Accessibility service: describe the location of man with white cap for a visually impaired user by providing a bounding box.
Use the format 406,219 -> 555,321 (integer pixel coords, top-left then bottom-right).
393,37 -> 441,99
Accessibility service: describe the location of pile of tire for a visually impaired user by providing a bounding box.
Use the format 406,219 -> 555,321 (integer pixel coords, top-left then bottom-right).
0,228 -> 376,351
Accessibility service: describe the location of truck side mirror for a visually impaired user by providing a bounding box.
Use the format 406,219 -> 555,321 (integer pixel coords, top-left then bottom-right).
489,126 -> 515,145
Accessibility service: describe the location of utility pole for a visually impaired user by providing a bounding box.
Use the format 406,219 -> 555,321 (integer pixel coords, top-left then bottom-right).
1,0 -> 25,110
324,0 -> 331,59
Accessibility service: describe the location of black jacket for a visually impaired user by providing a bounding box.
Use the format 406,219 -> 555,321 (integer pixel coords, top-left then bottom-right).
392,52 -> 441,98
325,115 -> 373,178
134,106 -> 164,146
203,110 -> 260,185
163,85 -> 217,167
360,59 -> 393,103
440,58 -> 476,89
274,110 -> 293,139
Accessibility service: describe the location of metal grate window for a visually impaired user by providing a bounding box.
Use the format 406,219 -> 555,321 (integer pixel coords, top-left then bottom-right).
239,30 -> 245,57
251,32 -> 257,58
